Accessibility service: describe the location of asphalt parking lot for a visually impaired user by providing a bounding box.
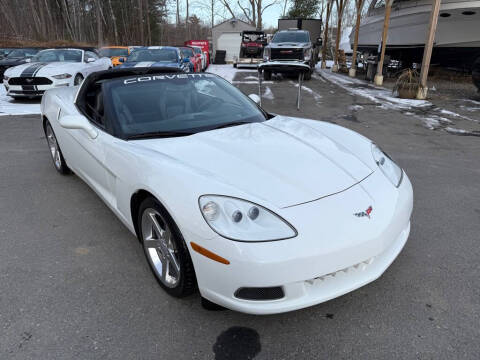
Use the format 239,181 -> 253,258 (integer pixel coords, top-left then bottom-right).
1,68 -> 479,359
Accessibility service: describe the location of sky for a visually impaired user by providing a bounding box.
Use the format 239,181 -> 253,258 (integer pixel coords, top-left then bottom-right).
177,1 -> 291,29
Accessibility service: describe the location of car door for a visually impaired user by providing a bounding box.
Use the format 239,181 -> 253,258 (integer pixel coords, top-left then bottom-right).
56,91 -> 114,206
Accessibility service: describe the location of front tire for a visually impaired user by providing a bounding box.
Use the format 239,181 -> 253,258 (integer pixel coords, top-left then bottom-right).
138,197 -> 197,297
44,121 -> 70,174
263,70 -> 272,81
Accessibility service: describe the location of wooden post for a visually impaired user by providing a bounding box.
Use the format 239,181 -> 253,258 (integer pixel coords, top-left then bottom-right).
417,0 -> 441,99
321,0 -> 333,69
374,0 -> 393,86
349,0 -> 365,77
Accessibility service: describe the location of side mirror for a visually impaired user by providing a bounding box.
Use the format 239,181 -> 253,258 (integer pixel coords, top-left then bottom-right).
25,58 -> 32,63
59,114 -> 98,139
248,93 -> 261,104
86,57 -> 96,63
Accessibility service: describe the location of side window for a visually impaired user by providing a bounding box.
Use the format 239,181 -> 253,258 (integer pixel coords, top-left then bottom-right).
85,51 -> 99,61
84,83 -> 105,128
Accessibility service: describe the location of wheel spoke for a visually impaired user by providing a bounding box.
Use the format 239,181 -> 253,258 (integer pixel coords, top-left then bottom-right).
141,208 -> 181,288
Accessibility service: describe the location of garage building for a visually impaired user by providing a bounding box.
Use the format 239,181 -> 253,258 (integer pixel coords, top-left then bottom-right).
212,18 -> 256,63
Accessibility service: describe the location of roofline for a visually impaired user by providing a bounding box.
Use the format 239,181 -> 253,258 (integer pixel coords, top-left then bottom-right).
213,17 -> 256,29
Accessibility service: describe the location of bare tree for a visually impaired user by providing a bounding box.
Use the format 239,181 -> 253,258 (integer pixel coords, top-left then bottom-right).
332,0 -> 348,71
321,0 -> 333,69
349,0 -> 365,77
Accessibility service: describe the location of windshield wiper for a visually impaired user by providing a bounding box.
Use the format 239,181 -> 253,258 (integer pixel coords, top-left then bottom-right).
126,131 -> 194,140
209,121 -> 252,130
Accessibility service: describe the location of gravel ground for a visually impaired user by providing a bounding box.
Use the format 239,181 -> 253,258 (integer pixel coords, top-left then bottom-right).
1,68 -> 479,359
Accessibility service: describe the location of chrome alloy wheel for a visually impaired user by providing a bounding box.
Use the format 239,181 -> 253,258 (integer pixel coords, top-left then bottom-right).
141,208 -> 181,288
46,124 -> 62,170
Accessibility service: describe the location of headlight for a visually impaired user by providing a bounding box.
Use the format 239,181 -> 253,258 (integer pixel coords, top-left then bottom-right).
371,144 -> 403,187
52,73 -> 72,79
263,47 -> 271,62
304,48 -> 312,61
199,195 -> 297,241
3,75 -> 9,81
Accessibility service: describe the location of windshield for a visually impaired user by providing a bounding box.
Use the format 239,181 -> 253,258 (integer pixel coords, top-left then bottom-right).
32,49 -> 82,62
105,73 -> 266,139
7,49 -> 38,58
181,48 -> 194,57
99,48 -> 129,57
272,32 -> 309,43
127,49 -> 179,63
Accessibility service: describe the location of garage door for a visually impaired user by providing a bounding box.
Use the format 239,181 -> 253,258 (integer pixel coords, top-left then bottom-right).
217,32 -> 241,62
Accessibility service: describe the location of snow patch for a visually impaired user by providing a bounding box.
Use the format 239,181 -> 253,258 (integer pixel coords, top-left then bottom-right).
349,105 -> 364,111
207,64 -> 254,83
263,86 -> 274,100
0,87 -> 41,116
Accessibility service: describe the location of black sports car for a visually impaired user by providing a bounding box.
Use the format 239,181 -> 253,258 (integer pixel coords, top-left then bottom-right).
0,48 -> 44,77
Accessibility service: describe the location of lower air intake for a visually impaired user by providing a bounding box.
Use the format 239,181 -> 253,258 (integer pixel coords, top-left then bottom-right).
235,286 -> 284,301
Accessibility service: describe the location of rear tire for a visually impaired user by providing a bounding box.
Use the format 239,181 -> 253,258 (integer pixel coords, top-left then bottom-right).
263,70 -> 272,81
304,70 -> 312,80
138,197 -> 197,298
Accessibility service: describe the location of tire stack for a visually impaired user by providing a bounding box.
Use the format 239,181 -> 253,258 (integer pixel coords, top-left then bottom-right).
214,50 -> 226,64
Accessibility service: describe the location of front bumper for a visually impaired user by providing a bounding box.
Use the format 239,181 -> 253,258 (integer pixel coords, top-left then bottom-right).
188,170 -> 413,314
4,79 -> 70,97
260,60 -> 311,73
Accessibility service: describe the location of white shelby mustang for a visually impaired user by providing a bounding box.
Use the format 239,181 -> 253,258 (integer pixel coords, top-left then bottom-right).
3,48 -> 111,99
41,68 -> 413,315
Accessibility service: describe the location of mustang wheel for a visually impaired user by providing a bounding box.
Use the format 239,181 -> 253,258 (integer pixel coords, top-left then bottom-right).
44,122 -> 70,174
74,74 -> 84,86
139,198 -> 196,297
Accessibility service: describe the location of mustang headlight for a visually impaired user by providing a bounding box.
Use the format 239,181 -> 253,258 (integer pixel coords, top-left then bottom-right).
52,73 -> 72,79
199,195 -> 297,241
372,144 -> 403,187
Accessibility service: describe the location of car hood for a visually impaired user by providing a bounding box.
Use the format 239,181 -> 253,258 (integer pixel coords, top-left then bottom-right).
5,61 -> 79,76
132,116 -> 373,208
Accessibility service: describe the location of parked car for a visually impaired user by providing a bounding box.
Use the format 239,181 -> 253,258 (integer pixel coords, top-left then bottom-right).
40,67 -> 413,315
3,48 -> 111,99
118,46 -> 190,72
184,40 -> 210,68
179,46 -> 201,72
0,48 -> 15,60
99,46 -> 131,67
263,29 -> 319,80
0,48 -> 44,77
189,45 -> 207,71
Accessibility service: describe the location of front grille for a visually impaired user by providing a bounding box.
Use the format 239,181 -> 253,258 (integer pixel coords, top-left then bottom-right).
8,77 -> 52,85
235,286 -> 285,301
271,48 -> 304,61
10,90 -> 45,95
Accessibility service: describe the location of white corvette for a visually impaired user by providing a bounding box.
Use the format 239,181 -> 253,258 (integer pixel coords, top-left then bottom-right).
41,67 -> 413,315
3,48 -> 111,99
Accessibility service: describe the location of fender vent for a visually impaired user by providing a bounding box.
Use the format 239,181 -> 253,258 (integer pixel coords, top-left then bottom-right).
235,286 -> 284,301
